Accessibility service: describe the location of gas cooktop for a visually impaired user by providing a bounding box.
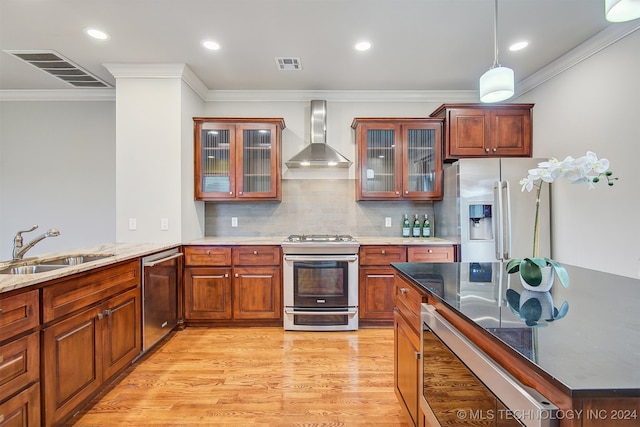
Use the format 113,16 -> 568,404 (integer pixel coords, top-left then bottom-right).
284,234 -> 357,243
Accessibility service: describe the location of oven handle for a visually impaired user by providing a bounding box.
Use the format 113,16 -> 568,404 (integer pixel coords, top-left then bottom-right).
283,255 -> 358,262
284,308 -> 358,316
422,304 -> 558,427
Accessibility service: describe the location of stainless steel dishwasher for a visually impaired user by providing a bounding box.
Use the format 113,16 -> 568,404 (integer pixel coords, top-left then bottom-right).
141,248 -> 183,352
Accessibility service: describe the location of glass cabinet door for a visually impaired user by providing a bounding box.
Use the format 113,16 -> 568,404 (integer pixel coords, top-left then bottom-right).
403,122 -> 442,198
199,123 -> 236,198
359,123 -> 402,199
236,124 -> 278,198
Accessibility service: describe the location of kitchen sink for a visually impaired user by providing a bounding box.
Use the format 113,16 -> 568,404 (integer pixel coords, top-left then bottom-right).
38,254 -> 114,266
0,254 -> 115,275
0,264 -> 68,275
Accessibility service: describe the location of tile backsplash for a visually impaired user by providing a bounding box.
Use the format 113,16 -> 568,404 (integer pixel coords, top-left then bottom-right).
205,179 -> 434,237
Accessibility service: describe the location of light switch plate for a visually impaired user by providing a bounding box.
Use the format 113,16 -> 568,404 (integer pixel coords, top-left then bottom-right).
385,217 -> 392,227
231,217 -> 238,227
160,218 -> 169,231
128,218 -> 137,230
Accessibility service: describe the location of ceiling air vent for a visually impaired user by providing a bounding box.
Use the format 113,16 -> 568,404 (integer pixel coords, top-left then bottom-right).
4,50 -> 111,88
275,57 -> 302,71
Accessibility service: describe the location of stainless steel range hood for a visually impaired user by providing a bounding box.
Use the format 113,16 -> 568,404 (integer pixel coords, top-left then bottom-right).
286,100 -> 353,168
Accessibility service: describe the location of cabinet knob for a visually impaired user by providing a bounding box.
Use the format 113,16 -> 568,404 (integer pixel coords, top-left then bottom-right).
485,148 -> 490,153
493,148 -> 497,152
235,273 -> 239,278
206,250 -> 211,255
97,313 -> 104,320
404,191 -> 409,194
225,273 -> 229,278
428,249 -> 433,253
395,191 -> 400,195
104,309 -> 112,317
239,192 -> 243,195
415,351 -> 421,360
400,288 -> 407,294
381,249 -> 386,254
229,192 -> 233,195
253,250 -> 258,255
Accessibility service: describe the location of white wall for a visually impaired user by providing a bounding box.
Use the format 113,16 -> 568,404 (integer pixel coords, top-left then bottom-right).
0,101 -> 115,259
516,29 -> 640,278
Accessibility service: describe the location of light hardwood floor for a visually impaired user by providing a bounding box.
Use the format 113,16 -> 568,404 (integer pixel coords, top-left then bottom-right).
69,327 -> 410,427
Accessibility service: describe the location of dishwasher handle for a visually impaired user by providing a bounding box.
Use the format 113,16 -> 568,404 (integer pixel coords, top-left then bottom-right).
143,252 -> 183,267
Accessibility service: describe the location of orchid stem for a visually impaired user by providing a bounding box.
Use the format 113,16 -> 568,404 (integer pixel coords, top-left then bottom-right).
533,182 -> 542,258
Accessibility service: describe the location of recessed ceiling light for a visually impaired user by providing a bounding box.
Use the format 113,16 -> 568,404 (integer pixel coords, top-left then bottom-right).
202,40 -> 221,51
509,41 -> 529,51
355,41 -> 371,51
84,27 -> 110,40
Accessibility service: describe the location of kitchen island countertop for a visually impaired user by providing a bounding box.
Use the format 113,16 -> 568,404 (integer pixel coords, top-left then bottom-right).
392,261 -> 640,397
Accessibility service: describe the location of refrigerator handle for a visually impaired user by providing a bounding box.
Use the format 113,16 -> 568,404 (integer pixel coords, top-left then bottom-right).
494,181 -> 504,260
503,180 -> 512,259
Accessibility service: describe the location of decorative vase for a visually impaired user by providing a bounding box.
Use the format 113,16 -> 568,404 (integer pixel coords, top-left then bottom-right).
520,266 -> 554,292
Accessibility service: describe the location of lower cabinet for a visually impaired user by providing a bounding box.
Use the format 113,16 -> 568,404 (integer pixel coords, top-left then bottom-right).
394,310 -> 421,426
394,273 -> 428,427
41,261 -> 141,427
183,246 -> 282,325
0,382 -> 40,427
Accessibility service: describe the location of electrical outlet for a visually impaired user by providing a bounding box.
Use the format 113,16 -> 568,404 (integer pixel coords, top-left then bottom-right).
128,218 -> 137,230
385,217 -> 392,227
231,217 -> 238,227
160,218 -> 169,231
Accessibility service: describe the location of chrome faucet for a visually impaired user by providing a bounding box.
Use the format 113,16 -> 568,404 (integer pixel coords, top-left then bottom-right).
12,225 -> 61,260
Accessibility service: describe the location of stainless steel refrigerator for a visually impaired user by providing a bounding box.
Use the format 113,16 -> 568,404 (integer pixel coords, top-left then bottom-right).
434,158 -> 551,262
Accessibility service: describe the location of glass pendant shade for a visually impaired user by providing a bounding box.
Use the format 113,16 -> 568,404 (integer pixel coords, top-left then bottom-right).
605,0 -> 640,22
479,66 -> 514,103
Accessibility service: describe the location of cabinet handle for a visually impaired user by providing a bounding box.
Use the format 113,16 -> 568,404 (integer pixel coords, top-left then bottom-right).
400,288 -> 408,294
0,413 -> 4,422
104,309 -> 112,317
235,273 -> 238,278
0,308 -> 2,315
415,351 -> 421,360
97,313 -> 104,320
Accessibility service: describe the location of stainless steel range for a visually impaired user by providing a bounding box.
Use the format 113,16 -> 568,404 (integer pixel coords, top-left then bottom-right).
282,234 -> 360,331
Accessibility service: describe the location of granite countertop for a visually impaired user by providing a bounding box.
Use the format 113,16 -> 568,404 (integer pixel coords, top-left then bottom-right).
0,242 -> 180,294
392,261 -> 640,396
188,236 -> 456,246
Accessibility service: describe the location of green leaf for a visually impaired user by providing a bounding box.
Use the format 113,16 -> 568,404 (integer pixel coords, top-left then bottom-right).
520,259 -> 543,286
545,258 -> 570,288
506,259 -> 522,274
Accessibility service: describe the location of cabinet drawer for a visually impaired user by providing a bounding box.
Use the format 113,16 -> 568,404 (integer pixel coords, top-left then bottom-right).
42,260 -> 140,323
395,281 -> 424,330
360,246 -> 406,266
0,332 -> 39,401
407,246 -> 455,262
0,290 -> 39,343
0,381 -> 40,427
184,246 -> 232,266
232,246 -> 280,266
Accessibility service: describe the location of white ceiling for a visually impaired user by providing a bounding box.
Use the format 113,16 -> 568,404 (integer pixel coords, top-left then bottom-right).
0,0 -> 636,94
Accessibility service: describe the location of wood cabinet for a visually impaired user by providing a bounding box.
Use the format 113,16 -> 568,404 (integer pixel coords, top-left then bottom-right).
358,246 -> 406,327
352,118 -> 444,201
430,104 -> 533,161
41,261 -> 141,427
394,273 -> 428,426
407,246 -> 455,263
0,290 -> 40,427
194,118 -> 285,201
183,245 -> 282,326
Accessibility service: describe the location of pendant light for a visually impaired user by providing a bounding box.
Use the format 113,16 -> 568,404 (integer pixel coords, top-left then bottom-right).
605,0 -> 640,22
479,0 -> 514,103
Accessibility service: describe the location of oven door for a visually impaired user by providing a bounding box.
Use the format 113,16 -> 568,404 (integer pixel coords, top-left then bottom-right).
283,254 -> 358,331
421,304 -> 558,427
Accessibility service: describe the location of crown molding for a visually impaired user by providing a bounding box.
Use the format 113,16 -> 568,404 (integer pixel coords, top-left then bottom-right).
516,20 -> 640,97
0,89 -> 115,101
204,89 -> 478,103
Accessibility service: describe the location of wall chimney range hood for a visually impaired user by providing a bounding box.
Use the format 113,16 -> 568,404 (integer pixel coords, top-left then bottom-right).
286,100 -> 352,168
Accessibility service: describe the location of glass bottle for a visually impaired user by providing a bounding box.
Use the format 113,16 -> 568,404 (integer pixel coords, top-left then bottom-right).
412,214 -> 421,238
422,214 -> 431,238
402,214 -> 411,238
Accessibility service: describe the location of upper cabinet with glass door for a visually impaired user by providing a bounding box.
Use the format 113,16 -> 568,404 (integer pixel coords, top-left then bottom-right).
352,118 -> 444,201
194,118 -> 285,201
